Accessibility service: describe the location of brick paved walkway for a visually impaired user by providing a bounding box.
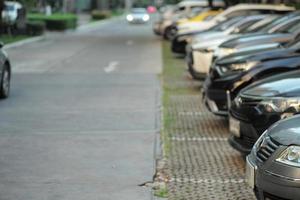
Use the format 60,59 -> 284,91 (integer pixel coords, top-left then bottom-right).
161,42 -> 256,200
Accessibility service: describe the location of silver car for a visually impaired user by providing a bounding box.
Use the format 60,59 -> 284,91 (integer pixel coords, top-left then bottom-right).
126,8 -> 150,24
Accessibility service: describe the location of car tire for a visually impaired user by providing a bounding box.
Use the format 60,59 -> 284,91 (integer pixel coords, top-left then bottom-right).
0,64 -> 10,99
164,26 -> 173,40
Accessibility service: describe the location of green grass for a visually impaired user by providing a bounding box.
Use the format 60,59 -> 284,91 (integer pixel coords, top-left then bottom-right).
27,13 -> 77,21
154,186 -> 168,198
0,35 -> 31,45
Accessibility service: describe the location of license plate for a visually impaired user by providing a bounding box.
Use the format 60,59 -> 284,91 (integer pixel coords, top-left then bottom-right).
207,98 -> 218,112
245,156 -> 256,189
229,116 -> 240,138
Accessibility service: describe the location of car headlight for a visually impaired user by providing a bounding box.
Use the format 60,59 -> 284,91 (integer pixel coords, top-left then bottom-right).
215,47 -> 236,58
258,98 -> 300,114
143,15 -> 150,21
276,146 -> 300,167
217,62 -> 258,76
126,15 -> 133,21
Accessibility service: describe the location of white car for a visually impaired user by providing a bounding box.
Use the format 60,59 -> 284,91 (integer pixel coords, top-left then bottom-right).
187,14 -> 300,79
126,8 -> 150,23
2,1 -> 22,25
154,0 -> 225,37
177,4 -> 295,35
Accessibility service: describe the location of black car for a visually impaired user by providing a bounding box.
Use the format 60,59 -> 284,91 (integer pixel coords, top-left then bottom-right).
203,38 -> 300,116
229,70 -> 300,154
0,43 -> 11,99
246,115 -> 300,200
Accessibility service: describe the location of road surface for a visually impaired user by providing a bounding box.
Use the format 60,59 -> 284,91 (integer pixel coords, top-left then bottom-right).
0,17 -> 162,200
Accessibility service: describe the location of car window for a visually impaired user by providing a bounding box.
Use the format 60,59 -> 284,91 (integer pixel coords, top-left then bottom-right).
246,15 -> 280,33
225,10 -> 246,18
274,19 -> 300,34
131,8 -> 147,13
4,5 -> 14,11
258,15 -> 297,33
209,16 -> 243,31
236,19 -> 262,34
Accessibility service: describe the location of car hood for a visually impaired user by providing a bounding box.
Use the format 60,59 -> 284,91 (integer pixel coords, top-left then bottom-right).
217,47 -> 296,65
193,31 -> 227,42
242,70 -> 300,98
177,21 -> 215,34
192,35 -> 238,50
267,115 -> 300,146
220,33 -> 292,49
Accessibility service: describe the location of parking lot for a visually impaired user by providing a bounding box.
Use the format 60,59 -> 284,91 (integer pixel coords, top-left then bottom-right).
161,42 -> 255,199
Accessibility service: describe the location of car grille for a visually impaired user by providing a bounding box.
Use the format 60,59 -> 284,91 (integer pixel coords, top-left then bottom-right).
256,137 -> 279,163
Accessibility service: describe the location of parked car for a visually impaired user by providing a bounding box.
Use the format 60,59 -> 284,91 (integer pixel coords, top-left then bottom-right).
165,8 -> 222,40
153,0 -> 224,37
176,4 -> 294,36
246,115 -> 300,199
186,12 -> 300,79
229,70 -> 300,154
126,8 -> 150,23
203,37 -> 300,116
0,43 -> 11,99
2,1 -> 22,25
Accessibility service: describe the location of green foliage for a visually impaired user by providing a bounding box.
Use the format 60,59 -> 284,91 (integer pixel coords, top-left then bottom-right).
0,35 -> 30,45
26,21 -> 46,36
91,10 -> 112,20
27,13 -> 78,31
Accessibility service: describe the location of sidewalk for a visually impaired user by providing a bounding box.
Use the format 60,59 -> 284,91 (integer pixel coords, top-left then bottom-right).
161,42 -> 256,199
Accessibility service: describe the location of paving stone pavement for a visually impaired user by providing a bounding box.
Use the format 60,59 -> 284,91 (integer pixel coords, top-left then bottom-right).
162,51 -> 256,199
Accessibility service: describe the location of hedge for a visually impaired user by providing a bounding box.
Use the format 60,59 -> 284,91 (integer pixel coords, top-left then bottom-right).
26,21 -> 46,36
27,13 -> 78,31
91,10 -> 112,20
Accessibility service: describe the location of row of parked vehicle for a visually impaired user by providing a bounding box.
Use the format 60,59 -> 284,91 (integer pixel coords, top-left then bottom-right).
154,1 -> 300,199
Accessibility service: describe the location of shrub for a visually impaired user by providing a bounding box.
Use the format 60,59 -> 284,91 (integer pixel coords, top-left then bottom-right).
26,21 -> 46,35
27,13 -> 78,31
91,10 -> 111,20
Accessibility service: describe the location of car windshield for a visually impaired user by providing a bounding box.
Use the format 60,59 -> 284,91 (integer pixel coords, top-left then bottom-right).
209,16 -> 243,32
236,18 -> 264,34
187,7 -> 205,18
273,19 -> 300,34
131,8 -> 147,14
4,5 -> 14,11
245,15 -> 280,33
257,15 -> 295,33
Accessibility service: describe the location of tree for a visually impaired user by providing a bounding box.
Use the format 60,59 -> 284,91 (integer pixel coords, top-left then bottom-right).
0,0 -> 3,34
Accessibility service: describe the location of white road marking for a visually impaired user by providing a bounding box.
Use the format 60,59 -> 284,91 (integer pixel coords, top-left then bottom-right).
178,111 -> 207,116
169,178 -> 245,184
104,61 -> 119,73
171,137 -> 227,142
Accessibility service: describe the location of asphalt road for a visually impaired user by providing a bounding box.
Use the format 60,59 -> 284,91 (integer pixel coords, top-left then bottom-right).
1,16 -> 162,200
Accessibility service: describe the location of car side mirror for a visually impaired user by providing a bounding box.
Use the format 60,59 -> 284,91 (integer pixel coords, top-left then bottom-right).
0,42 -> 4,49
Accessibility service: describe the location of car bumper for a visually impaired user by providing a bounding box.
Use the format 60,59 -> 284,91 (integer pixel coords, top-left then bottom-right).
171,37 -> 187,54
186,49 -> 206,80
192,50 -> 213,74
228,114 -> 261,155
255,166 -> 300,200
153,22 -> 162,35
203,78 -> 228,115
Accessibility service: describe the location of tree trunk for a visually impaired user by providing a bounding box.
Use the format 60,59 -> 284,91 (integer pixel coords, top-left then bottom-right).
0,0 -> 4,34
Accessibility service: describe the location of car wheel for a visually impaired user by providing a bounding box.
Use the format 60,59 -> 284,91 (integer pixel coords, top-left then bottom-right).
164,26 -> 173,40
0,64 -> 10,99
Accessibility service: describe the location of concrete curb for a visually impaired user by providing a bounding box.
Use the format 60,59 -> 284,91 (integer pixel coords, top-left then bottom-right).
3,35 -> 46,50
